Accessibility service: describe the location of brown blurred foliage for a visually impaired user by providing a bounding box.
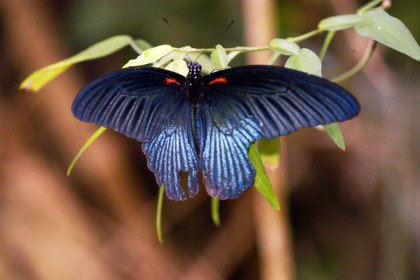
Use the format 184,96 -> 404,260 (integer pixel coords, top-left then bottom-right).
0,0 -> 419,279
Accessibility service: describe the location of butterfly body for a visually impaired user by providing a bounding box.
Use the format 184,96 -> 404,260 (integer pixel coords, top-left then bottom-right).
72,62 -> 360,200
185,62 -> 205,105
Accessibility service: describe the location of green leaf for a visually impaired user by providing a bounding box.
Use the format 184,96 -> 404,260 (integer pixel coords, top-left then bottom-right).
270,38 -> 300,55
124,44 -> 173,67
133,38 -> 153,51
211,44 -> 228,69
285,48 -> 322,76
258,138 -> 280,166
171,50 -> 187,61
20,35 -> 135,91
354,9 -> 420,61
211,197 -> 221,226
318,14 -> 361,31
165,59 -> 189,76
249,143 -> 280,210
156,184 -> 165,244
323,123 -> 346,150
154,52 -> 176,68
227,51 -> 243,64
67,126 -> 107,176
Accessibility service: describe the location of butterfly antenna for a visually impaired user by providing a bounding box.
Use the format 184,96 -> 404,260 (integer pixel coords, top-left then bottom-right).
162,18 -> 193,63
195,19 -> 234,62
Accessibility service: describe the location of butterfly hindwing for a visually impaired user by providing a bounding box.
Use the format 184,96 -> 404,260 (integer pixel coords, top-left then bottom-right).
142,101 -> 199,200
72,67 -> 199,200
197,102 -> 261,199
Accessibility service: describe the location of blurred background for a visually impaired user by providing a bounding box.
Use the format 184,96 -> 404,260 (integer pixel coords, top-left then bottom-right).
0,0 -> 419,279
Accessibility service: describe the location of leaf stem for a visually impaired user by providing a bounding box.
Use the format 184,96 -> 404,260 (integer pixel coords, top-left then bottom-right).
332,40 -> 377,83
173,29 -> 323,56
357,0 -> 383,15
287,29 -> 323,43
129,40 -> 143,55
319,31 -> 336,62
267,52 -> 281,65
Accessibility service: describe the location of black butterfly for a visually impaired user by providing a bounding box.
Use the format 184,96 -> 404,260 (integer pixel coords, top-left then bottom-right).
72,62 -> 360,200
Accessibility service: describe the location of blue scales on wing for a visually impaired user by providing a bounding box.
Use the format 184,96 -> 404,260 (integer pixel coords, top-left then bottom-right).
199,65 -> 360,199
141,101 -> 199,200
197,103 -> 261,199
72,67 -> 199,200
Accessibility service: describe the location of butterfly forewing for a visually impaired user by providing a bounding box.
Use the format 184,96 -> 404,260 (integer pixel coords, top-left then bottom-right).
203,65 -> 360,138
73,67 -> 187,142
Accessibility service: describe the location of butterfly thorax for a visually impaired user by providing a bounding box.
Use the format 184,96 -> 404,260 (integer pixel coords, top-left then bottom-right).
185,62 -> 204,106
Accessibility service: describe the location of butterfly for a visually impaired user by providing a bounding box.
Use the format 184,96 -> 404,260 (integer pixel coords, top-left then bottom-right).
72,62 -> 360,200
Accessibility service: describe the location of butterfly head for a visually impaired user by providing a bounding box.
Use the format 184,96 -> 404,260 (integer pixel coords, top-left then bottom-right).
186,62 -> 204,105
187,62 -> 202,82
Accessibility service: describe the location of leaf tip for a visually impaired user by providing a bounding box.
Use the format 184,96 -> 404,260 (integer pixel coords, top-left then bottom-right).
157,234 -> 164,244
66,165 -> 73,177
19,80 -> 36,92
266,194 -> 281,210
211,197 -> 221,226
156,184 -> 165,244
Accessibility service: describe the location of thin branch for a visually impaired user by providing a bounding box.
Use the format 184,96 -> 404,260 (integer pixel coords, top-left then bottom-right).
332,40 -> 377,83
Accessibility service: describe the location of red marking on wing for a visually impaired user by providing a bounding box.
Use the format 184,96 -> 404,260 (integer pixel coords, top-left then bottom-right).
164,78 -> 181,86
208,77 -> 228,85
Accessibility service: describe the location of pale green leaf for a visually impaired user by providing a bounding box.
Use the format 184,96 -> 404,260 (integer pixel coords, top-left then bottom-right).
323,123 -> 346,150
354,9 -> 420,61
124,44 -> 173,67
154,52 -> 176,68
171,51 -> 187,61
21,35 -> 135,91
285,48 -> 322,76
270,38 -> 300,55
227,51 -> 242,63
165,60 -> 189,76
249,143 -> 280,210
318,14 -> 361,31
211,44 -> 228,69
133,38 -> 153,51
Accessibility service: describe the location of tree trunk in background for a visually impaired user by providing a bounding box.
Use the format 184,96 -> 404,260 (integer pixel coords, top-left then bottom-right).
242,0 -> 295,280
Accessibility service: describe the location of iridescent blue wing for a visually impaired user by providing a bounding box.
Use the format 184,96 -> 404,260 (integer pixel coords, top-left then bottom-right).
195,104 -> 261,199
198,65 -> 360,199
141,101 -> 199,200
73,67 -> 188,142
72,67 -> 199,200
